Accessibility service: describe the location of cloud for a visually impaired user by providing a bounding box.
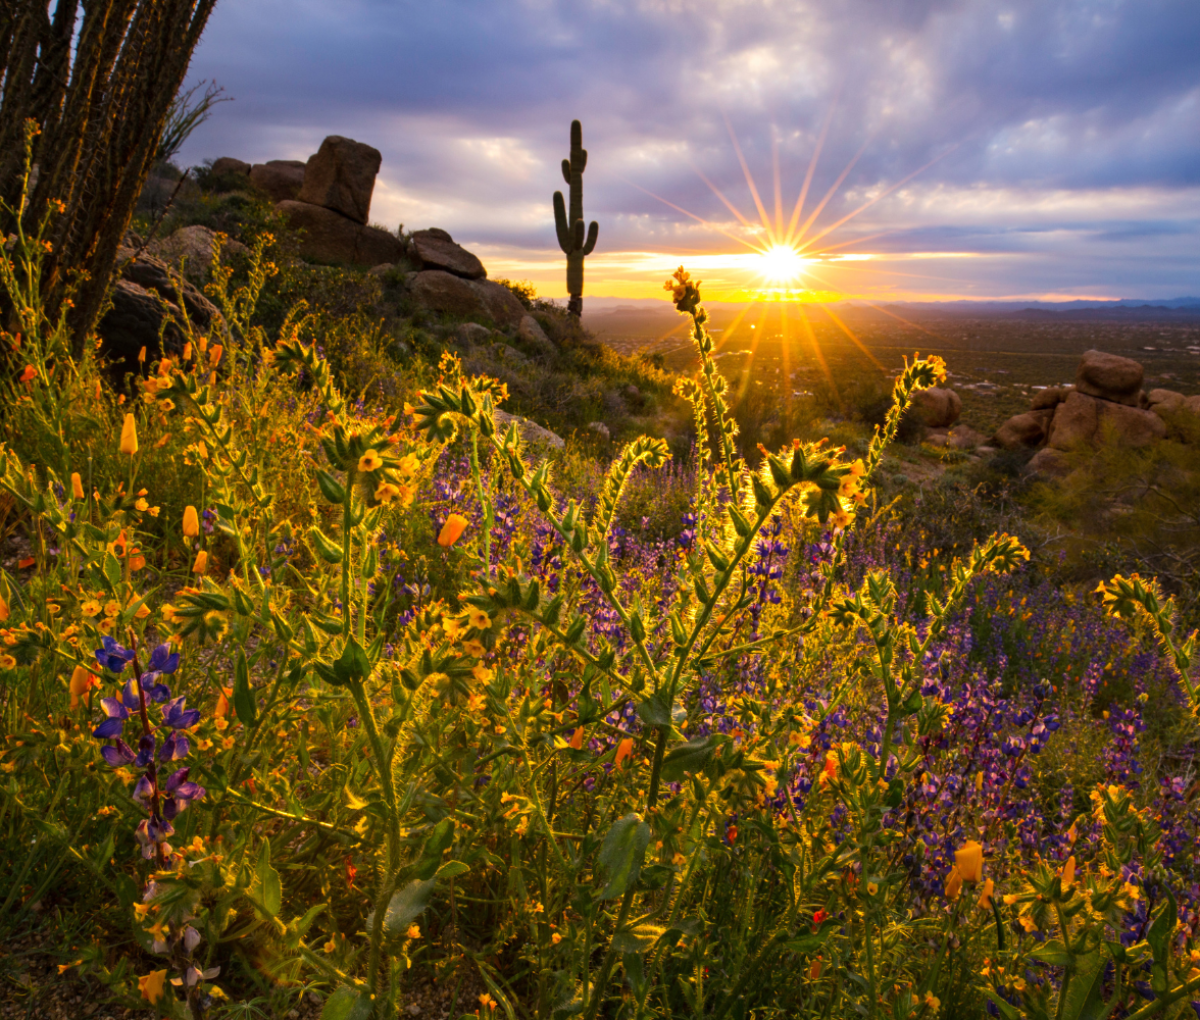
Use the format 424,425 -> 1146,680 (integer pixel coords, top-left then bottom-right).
179,0 -> 1200,298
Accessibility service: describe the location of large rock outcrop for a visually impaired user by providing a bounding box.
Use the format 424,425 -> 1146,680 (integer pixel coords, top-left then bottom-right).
275,200 -> 404,267
298,136 -> 381,225
1075,349 -> 1144,406
409,270 -> 525,327
989,350 -> 1197,476
409,229 -> 486,279
147,225 -> 248,277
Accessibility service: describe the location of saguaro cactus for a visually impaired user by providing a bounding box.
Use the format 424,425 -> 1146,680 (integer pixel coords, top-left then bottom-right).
553,119 -> 599,318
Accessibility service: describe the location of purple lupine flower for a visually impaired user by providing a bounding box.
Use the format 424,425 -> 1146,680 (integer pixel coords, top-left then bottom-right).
93,694 -> 131,739
100,738 -> 137,767
158,730 -> 190,762
95,635 -> 136,673
162,767 -> 205,820
140,642 -> 180,684
162,696 -> 200,731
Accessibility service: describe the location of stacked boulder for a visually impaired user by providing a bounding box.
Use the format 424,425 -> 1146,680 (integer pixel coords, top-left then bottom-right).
991,350 -> 1200,475
405,228 -> 526,329
274,136 -> 405,267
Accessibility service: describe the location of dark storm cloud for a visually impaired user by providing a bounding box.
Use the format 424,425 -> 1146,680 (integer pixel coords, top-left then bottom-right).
179,0 -> 1200,297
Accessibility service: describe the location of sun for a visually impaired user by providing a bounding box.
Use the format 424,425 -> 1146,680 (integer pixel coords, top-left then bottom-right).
757,244 -> 808,284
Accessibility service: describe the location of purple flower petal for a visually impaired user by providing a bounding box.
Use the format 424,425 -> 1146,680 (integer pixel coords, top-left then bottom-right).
93,718 -> 125,740
100,740 -> 135,766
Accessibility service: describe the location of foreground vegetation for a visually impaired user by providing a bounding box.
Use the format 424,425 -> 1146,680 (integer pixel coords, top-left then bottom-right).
2,162 -> 1200,1020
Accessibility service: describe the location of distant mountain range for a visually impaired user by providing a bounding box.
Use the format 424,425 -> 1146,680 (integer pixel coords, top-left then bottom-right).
580,295 -> 1200,331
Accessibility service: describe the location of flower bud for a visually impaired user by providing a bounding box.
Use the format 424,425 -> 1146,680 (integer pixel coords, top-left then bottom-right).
71,472 -> 84,499
955,841 -> 984,884
437,513 -> 469,548
192,550 -> 208,575
182,505 -> 200,538
119,413 -> 139,455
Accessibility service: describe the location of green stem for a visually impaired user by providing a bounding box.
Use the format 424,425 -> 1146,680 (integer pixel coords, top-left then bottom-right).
584,885 -> 636,1020
350,680 -> 402,1014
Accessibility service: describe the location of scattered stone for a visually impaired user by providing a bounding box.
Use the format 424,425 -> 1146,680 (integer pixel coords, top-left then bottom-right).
249,160 -> 305,202
518,314 -> 556,356
276,200 -> 404,267
587,421 -> 611,442
911,387 -> 962,428
409,270 -> 525,327
148,224 -> 248,276
493,408 -> 564,449
455,322 -> 492,346
1074,349 -> 1143,406
1026,447 -> 1071,477
409,229 -> 486,280
1030,385 -> 1072,410
947,425 -> 988,449
211,156 -> 250,178
495,343 -> 528,364
993,410 -> 1054,450
299,136 -> 382,224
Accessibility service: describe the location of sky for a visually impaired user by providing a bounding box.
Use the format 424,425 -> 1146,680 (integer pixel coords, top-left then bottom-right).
179,0 -> 1200,303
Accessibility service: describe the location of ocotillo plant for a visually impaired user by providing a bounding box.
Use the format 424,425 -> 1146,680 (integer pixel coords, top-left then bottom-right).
553,119 -> 599,318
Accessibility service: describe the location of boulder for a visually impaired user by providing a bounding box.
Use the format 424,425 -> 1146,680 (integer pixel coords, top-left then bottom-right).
275,200 -> 404,267
118,248 -> 221,331
298,136 -> 381,224
1075,349 -> 1143,406
249,160 -> 305,202
994,409 -> 1054,450
409,270 -> 525,327
1049,391 -> 1167,450
148,225 -> 248,277
367,262 -> 396,277
518,314 -> 556,357
495,343 -> 528,364
947,425 -> 988,450
1186,395 -> 1200,416
1026,447 -> 1071,477
911,387 -> 962,428
1147,389 -> 1186,414
409,229 -> 486,279
1030,385 -> 1072,411
1047,392 -> 1100,449
98,281 -> 188,375
1096,401 -> 1167,448
493,409 -> 564,450
210,157 -> 250,178
455,322 -> 492,346
587,421 -> 611,442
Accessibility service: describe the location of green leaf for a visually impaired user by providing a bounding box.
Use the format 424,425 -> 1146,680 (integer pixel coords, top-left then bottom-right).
611,923 -> 666,955
102,549 -> 122,590
636,690 -> 685,729
320,986 -> 373,1020
1056,946 -> 1107,1020
233,651 -> 257,726
984,991 -> 1021,1020
661,735 -> 726,782
311,527 -> 344,564
384,878 -> 435,936
414,818 -> 456,879
316,470 -> 346,505
256,842 -> 282,917
332,638 -> 371,685
597,814 -> 650,900
436,860 -> 470,880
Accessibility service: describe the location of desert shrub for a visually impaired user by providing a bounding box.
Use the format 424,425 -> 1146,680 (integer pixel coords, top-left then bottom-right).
494,278 -> 537,310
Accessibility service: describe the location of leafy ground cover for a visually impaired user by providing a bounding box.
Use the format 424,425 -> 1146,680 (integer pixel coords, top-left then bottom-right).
2,172 -> 1200,1020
